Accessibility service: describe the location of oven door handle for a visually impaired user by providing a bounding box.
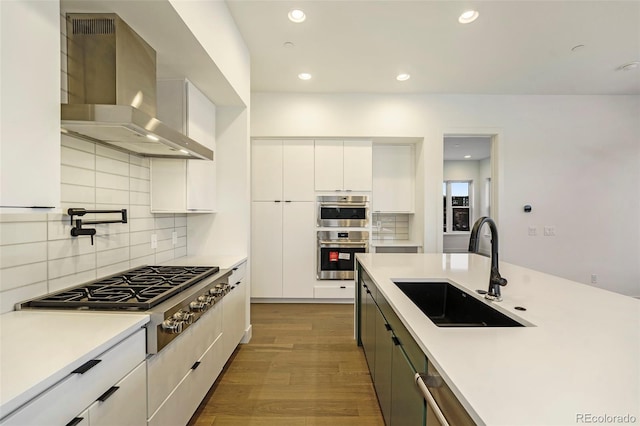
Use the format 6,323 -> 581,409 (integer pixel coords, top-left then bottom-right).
319,202 -> 368,208
318,241 -> 368,246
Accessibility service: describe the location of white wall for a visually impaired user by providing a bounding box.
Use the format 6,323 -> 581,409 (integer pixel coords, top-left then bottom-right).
250,93 -> 640,297
188,107 -> 250,257
169,0 -> 250,106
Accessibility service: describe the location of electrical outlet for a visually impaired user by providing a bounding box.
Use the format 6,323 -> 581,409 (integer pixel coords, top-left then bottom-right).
528,226 -> 537,236
591,274 -> 598,284
172,231 -> 178,245
151,234 -> 158,249
543,226 -> 556,236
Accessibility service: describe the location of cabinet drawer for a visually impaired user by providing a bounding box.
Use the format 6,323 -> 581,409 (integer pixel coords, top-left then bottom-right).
229,261 -> 247,284
314,283 -> 355,299
89,361 -> 147,426
147,302 -> 222,416
1,329 -> 145,426
148,334 -> 224,426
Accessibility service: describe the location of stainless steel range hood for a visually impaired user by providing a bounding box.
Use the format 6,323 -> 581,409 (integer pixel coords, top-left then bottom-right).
61,13 -> 213,160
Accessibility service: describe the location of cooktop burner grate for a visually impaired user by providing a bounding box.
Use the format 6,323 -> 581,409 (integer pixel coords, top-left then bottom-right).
24,265 -> 219,310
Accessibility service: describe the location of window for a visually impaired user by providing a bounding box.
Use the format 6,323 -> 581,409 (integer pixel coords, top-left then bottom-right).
443,181 -> 472,232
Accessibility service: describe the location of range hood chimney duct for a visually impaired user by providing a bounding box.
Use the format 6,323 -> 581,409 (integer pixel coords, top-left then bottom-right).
61,13 -> 213,161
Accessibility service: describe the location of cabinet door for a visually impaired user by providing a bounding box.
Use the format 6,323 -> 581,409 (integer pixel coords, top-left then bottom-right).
283,140 -> 315,201
282,202 -> 315,298
314,140 -> 343,191
373,144 -> 414,213
362,289 -> 377,372
1,0 -> 60,211
374,307 -> 393,425
151,159 -> 188,212
391,344 -> 426,426
252,140 -> 283,201
88,362 -> 147,426
186,82 -> 216,211
251,201 -> 283,297
343,140 -> 372,191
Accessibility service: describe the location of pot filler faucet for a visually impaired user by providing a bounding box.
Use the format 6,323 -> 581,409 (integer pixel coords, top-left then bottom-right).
468,217 -> 508,302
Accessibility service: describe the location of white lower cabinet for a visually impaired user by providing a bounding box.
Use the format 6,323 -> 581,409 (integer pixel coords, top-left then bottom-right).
222,262 -> 247,359
87,362 -> 147,426
147,334 -> 224,426
1,330 -> 146,426
146,298 -> 224,426
314,282 -> 355,299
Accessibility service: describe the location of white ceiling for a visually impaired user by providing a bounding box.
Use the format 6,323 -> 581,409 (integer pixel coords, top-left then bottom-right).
226,0 -> 640,95
444,136 -> 491,161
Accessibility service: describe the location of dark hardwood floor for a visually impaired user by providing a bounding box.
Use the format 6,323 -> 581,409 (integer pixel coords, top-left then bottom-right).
188,303 -> 384,426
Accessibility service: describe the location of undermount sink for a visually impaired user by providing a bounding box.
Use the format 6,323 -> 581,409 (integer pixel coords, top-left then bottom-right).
394,281 -> 524,327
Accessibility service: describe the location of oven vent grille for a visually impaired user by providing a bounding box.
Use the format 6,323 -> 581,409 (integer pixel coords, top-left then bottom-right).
71,18 -> 115,35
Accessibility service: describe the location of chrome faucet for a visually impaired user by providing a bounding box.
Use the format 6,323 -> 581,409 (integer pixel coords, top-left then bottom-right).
468,217 -> 508,301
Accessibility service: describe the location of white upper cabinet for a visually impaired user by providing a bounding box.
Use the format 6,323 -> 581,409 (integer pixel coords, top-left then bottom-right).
372,144 -> 415,213
251,139 -> 314,202
315,140 -> 372,192
1,1 -> 60,212
151,79 -> 216,213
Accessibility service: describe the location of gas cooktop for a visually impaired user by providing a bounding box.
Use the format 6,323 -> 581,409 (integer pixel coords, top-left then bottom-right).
21,265 -> 220,311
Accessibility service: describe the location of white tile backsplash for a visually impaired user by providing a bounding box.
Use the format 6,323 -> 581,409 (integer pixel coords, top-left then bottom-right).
0,222 -> 47,245
96,156 -> 129,176
0,242 -> 47,269
372,213 -> 411,241
0,138 -> 187,313
1,263 -> 47,292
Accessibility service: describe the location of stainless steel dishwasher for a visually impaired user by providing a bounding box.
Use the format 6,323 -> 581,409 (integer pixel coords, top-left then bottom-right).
415,362 -> 476,425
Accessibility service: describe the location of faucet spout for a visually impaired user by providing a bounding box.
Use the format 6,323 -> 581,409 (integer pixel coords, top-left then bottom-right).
468,217 -> 508,301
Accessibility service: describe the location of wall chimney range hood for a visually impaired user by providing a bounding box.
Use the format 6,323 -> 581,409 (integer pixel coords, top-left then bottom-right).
61,13 -> 213,161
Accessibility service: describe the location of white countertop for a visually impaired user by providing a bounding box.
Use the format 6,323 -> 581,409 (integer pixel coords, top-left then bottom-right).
356,253 -> 640,426
160,254 -> 247,270
0,311 -> 149,418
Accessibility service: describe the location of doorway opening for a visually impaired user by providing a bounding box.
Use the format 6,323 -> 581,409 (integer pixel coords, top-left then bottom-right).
442,135 -> 494,254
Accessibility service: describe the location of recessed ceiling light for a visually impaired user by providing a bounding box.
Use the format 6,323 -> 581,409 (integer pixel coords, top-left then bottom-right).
618,61 -> 639,71
283,41 -> 295,49
298,73 -> 312,80
288,9 -> 306,23
146,134 -> 159,141
571,44 -> 585,52
179,149 -> 189,154
464,155 -> 472,159
396,73 -> 411,81
458,10 -> 479,24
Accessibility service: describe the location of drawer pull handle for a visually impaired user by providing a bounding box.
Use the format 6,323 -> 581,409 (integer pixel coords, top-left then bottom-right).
65,417 -> 85,426
97,386 -> 119,402
71,359 -> 101,374
233,267 -> 238,271
192,361 -> 201,370
340,286 -> 346,289
391,336 -> 401,346
384,323 -> 392,331
236,281 -> 241,285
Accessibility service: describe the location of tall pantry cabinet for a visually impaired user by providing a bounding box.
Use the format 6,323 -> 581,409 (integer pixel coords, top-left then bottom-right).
251,140 -> 316,298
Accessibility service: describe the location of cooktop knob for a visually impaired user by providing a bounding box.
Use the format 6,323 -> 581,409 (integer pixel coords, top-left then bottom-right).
189,300 -> 207,312
173,310 -> 194,324
161,319 -> 183,334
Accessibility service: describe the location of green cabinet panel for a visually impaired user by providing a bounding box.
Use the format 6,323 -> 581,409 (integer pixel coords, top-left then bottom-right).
374,304 -> 393,424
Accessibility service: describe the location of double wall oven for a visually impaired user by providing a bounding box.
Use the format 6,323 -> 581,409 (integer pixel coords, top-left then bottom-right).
316,195 -> 369,280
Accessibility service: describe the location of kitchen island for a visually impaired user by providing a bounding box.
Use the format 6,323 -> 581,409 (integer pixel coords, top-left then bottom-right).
356,253 -> 639,425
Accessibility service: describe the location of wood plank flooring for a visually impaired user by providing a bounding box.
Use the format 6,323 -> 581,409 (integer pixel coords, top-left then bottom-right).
188,303 -> 384,426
